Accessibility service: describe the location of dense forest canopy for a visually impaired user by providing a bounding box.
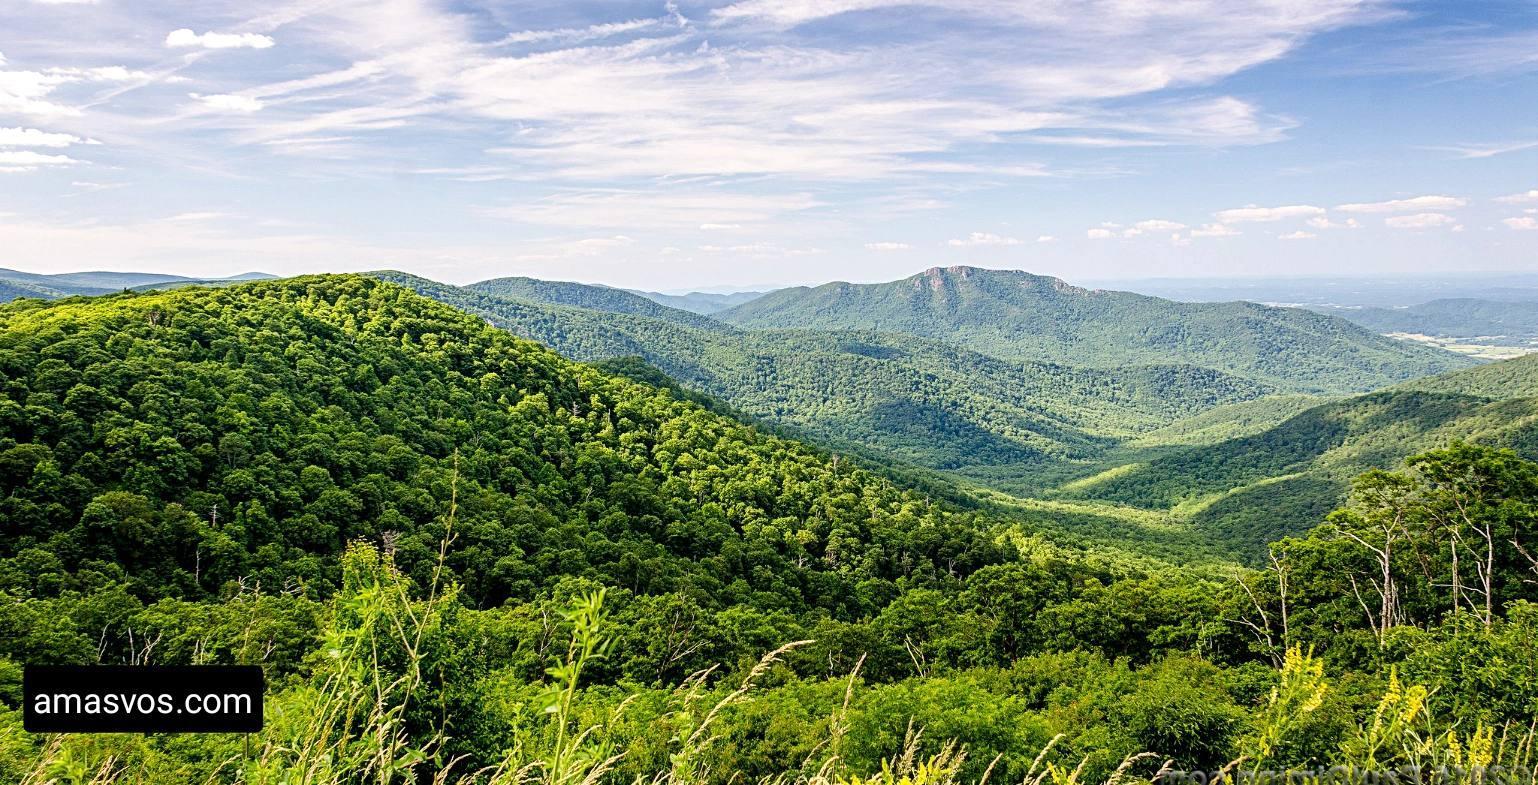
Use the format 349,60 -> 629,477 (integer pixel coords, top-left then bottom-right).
373,270 -> 1538,559
0,275 -> 1534,784
377,272 -> 1271,483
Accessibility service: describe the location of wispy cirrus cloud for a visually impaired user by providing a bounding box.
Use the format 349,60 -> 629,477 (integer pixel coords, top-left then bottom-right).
1426,139 -> 1538,159
2,0 -> 1531,284
490,190 -> 822,230
0,60 -> 146,117
148,0 -> 1387,191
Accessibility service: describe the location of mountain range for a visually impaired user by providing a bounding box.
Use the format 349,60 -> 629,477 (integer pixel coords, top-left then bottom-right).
8,263 -> 1534,560
0,268 -> 274,300
715,266 -> 1472,392
361,266 -> 1537,560
1315,298 -> 1538,348
628,288 -> 768,314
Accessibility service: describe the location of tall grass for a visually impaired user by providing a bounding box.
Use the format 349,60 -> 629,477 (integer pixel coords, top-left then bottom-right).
10,549 -> 1537,785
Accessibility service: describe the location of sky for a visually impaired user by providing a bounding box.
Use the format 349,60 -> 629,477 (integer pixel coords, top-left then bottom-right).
1,0 -> 1537,291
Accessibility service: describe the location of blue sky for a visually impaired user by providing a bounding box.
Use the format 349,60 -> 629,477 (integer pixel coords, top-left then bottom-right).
1,0 -> 1536,290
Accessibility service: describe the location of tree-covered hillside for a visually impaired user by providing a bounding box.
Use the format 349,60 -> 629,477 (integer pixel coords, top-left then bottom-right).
468,276 -> 728,331
1396,350 -> 1538,398
718,266 -> 1474,393
0,275 -> 1013,612
1057,363 -> 1538,555
375,272 -> 1272,481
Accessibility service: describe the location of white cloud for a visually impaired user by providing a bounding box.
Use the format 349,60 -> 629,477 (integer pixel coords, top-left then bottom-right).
191,93 -> 264,113
0,150 -> 80,167
864,242 -> 911,251
1035,235 -> 1055,243
166,29 -> 276,50
948,232 -> 1021,247
1122,218 -> 1187,237
1307,216 -> 1360,230
1495,190 -> 1538,205
699,223 -> 742,230
1335,195 -> 1466,213
1189,223 -> 1241,238
0,64 -> 143,117
1086,227 -> 1115,239
71,180 -> 125,192
181,0 -> 1382,193
1214,204 -> 1325,223
1279,230 -> 1316,240
1385,212 -> 1457,229
0,127 -> 86,147
1504,216 -> 1538,231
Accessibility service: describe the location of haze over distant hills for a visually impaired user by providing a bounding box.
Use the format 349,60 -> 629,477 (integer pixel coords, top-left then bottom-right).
1311,299 -> 1538,357
0,268 -> 275,300
468,276 -> 728,331
628,289 -> 769,314
1095,271 -> 1538,307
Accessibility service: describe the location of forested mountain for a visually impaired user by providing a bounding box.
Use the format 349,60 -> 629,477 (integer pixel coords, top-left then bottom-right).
1397,350 -> 1538,397
0,275 -> 1011,611
468,276 -> 727,330
1319,298 -> 1538,341
0,279 -> 67,301
629,288 -> 769,314
375,272 -> 1271,483
0,268 -> 276,301
718,266 -> 1474,393
4,275 -> 1537,784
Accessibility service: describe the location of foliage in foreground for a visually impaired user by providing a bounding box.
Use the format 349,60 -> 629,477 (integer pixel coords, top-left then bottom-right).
4,544 -> 1534,784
